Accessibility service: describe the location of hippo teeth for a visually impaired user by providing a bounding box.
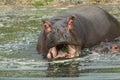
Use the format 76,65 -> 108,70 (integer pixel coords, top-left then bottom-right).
47,44 -> 79,59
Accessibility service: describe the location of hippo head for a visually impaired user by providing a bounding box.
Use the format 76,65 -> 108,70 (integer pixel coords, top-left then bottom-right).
92,42 -> 120,53
42,16 -> 82,59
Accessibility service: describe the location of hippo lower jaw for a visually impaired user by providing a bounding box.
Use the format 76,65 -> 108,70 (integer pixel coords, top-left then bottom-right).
47,44 -> 79,59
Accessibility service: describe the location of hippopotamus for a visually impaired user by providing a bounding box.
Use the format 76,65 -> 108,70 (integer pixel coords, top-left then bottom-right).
91,41 -> 120,53
37,6 -> 120,59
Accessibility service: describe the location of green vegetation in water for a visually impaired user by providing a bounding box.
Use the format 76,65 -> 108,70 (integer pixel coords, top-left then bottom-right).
0,50 -> 21,58
34,0 -> 54,7
45,0 -> 54,3
61,45 -> 69,53
89,0 -> 112,4
0,15 -> 42,44
0,70 -> 45,78
34,1 -> 43,7
94,68 -> 120,73
0,48 -> 38,59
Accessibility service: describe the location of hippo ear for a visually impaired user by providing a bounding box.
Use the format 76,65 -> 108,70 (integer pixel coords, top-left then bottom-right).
67,15 -> 75,30
42,20 -> 51,33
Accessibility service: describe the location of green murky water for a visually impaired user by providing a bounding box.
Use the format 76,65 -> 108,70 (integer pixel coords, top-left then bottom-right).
0,5 -> 120,80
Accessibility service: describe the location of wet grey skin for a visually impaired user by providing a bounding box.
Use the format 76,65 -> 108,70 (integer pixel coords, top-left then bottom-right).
91,41 -> 120,53
37,6 -> 120,59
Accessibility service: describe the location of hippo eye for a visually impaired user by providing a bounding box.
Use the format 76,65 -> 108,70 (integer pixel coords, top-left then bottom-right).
115,47 -> 118,49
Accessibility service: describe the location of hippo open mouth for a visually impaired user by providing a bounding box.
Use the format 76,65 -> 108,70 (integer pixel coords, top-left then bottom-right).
47,43 -> 79,59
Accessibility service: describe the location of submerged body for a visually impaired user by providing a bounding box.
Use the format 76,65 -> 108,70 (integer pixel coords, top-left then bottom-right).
91,41 -> 120,53
37,6 -> 120,59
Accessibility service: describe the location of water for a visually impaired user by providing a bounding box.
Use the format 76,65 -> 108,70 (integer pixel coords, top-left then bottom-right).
0,5 -> 120,80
